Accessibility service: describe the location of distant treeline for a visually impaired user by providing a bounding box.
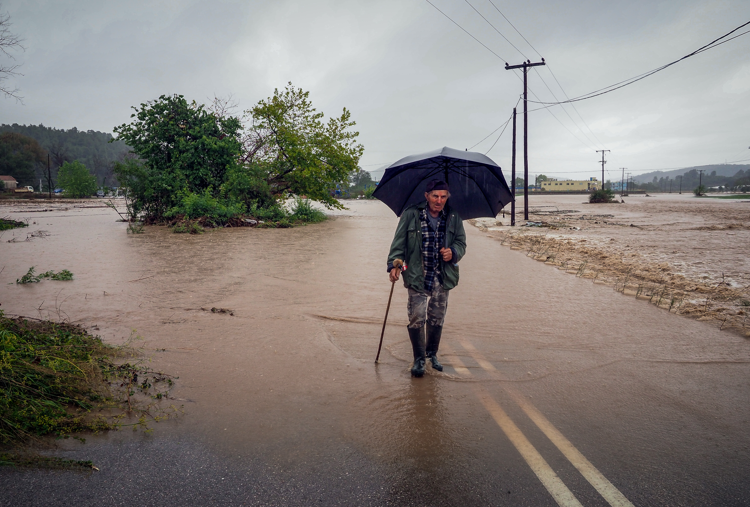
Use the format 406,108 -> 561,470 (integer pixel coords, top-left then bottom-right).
631,166 -> 750,192
0,123 -> 130,188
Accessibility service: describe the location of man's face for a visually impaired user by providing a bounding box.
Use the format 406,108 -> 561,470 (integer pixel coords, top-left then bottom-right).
425,190 -> 449,215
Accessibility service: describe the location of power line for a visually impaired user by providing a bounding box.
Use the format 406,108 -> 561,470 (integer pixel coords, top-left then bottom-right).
480,0 -> 606,149
487,0 -> 543,59
529,21 -> 750,106
484,108 -> 515,154
463,0 -> 528,59
426,0 -> 601,152
468,96 -> 521,150
424,0 -> 507,62
458,1 -> 602,151
543,64 -> 607,148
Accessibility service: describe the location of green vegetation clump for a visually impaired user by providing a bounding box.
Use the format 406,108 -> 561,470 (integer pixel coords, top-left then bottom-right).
0,218 -> 27,231
693,185 -> 707,196
589,189 -> 615,203
112,84 -> 362,230
713,194 -> 750,200
0,312 -> 177,467
289,197 -> 326,223
16,267 -> 73,284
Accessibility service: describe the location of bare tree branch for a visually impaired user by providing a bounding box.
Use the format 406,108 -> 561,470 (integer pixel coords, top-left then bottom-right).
0,8 -> 25,101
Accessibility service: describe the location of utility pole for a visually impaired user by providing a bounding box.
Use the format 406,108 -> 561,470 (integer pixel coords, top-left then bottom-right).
506,58 -> 546,220
620,167 -> 626,198
669,178 -> 672,193
679,175 -> 682,194
596,150 -> 610,191
47,154 -> 52,199
698,169 -> 705,194
511,108 -> 516,226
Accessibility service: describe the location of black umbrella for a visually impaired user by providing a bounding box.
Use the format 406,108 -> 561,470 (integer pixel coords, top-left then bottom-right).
372,146 -> 513,219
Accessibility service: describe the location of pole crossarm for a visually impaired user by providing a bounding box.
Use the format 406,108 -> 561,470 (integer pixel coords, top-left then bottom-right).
505,61 -> 546,70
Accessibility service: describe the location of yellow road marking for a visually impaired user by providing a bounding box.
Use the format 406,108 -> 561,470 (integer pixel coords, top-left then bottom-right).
477,387 -> 585,507
458,339 -> 635,507
442,344 -> 583,507
440,343 -> 471,376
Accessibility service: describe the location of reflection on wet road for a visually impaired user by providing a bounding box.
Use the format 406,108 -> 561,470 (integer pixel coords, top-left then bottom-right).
1,200 -> 749,506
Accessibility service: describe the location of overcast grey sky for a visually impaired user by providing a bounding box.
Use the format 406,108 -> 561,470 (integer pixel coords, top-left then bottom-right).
2,0 -> 749,182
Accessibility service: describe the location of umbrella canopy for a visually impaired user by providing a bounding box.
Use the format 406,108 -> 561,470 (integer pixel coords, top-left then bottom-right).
372,147 -> 513,219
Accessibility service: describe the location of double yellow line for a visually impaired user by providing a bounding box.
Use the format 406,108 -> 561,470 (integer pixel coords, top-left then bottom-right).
443,339 -> 634,507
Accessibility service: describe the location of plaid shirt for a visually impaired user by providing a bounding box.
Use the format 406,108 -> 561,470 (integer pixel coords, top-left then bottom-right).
419,207 -> 447,292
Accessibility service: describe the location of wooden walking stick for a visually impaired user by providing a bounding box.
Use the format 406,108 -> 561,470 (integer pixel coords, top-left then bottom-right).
375,259 -> 404,363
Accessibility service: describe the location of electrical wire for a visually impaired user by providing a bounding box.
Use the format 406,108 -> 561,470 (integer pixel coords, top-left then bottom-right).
424,0 -> 507,62
455,0 -> 603,151
463,0 -> 528,60
482,0 -> 607,148
487,0 -> 542,59
529,21 -> 750,105
484,109 -> 514,154
468,96 -> 521,151
425,0 -> 601,152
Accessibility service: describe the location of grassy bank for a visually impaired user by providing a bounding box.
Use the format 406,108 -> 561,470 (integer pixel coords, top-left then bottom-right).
0,312 -> 177,469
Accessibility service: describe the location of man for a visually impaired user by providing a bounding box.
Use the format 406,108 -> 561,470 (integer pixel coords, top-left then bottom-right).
386,179 -> 467,377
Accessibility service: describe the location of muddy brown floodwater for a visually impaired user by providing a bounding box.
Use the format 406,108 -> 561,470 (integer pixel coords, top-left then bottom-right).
478,193 -> 750,336
1,197 -> 750,506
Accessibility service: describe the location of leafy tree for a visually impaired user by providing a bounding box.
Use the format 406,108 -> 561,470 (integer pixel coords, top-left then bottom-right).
245,83 -> 363,209
693,185 -> 706,196
347,168 -> 374,196
113,94 -> 242,220
0,132 -> 45,185
57,161 -> 97,198
514,177 -> 525,188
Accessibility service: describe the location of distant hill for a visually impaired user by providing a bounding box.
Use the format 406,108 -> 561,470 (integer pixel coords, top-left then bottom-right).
633,164 -> 750,183
0,124 -> 130,186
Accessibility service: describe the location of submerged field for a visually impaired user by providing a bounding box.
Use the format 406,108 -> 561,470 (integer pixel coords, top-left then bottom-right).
475,193 -> 750,336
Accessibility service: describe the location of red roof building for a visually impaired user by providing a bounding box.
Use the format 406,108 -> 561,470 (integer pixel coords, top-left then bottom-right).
0,176 -> 18,190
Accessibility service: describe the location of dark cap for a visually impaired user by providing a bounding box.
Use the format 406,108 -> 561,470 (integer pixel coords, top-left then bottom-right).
425,179 -> 449,193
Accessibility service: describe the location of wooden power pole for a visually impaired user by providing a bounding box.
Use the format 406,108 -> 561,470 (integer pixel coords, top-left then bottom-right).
511,108 -> 516,226
506,59 -> 545,220
596,150 -> 610,191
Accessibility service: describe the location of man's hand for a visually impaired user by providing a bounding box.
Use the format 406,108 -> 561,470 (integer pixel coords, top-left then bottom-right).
389,268 -> 401,283
440,247 -> 453,262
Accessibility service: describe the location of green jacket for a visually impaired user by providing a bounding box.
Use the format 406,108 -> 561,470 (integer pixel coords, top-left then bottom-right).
387,202 -> 467,292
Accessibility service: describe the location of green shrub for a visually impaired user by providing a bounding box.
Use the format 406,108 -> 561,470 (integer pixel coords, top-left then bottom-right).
589,189 -> 615,203
290,197 -> 326,223
693,185 -> 707,196
166,188 -> 244,226
247,201 -> 288,222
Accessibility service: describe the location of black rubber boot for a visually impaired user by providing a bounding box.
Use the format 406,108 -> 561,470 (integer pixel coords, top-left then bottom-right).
426,323 -> 443,372
408,326 -> 426,377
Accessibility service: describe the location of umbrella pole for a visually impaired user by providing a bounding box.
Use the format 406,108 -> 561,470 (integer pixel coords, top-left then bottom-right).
376,259 -> 404,363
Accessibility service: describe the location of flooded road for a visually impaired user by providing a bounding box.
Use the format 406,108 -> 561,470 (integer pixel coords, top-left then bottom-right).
2,199 -> 750,506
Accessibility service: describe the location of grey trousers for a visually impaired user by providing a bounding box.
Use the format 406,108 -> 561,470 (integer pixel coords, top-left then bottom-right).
407,285 -> 450,329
